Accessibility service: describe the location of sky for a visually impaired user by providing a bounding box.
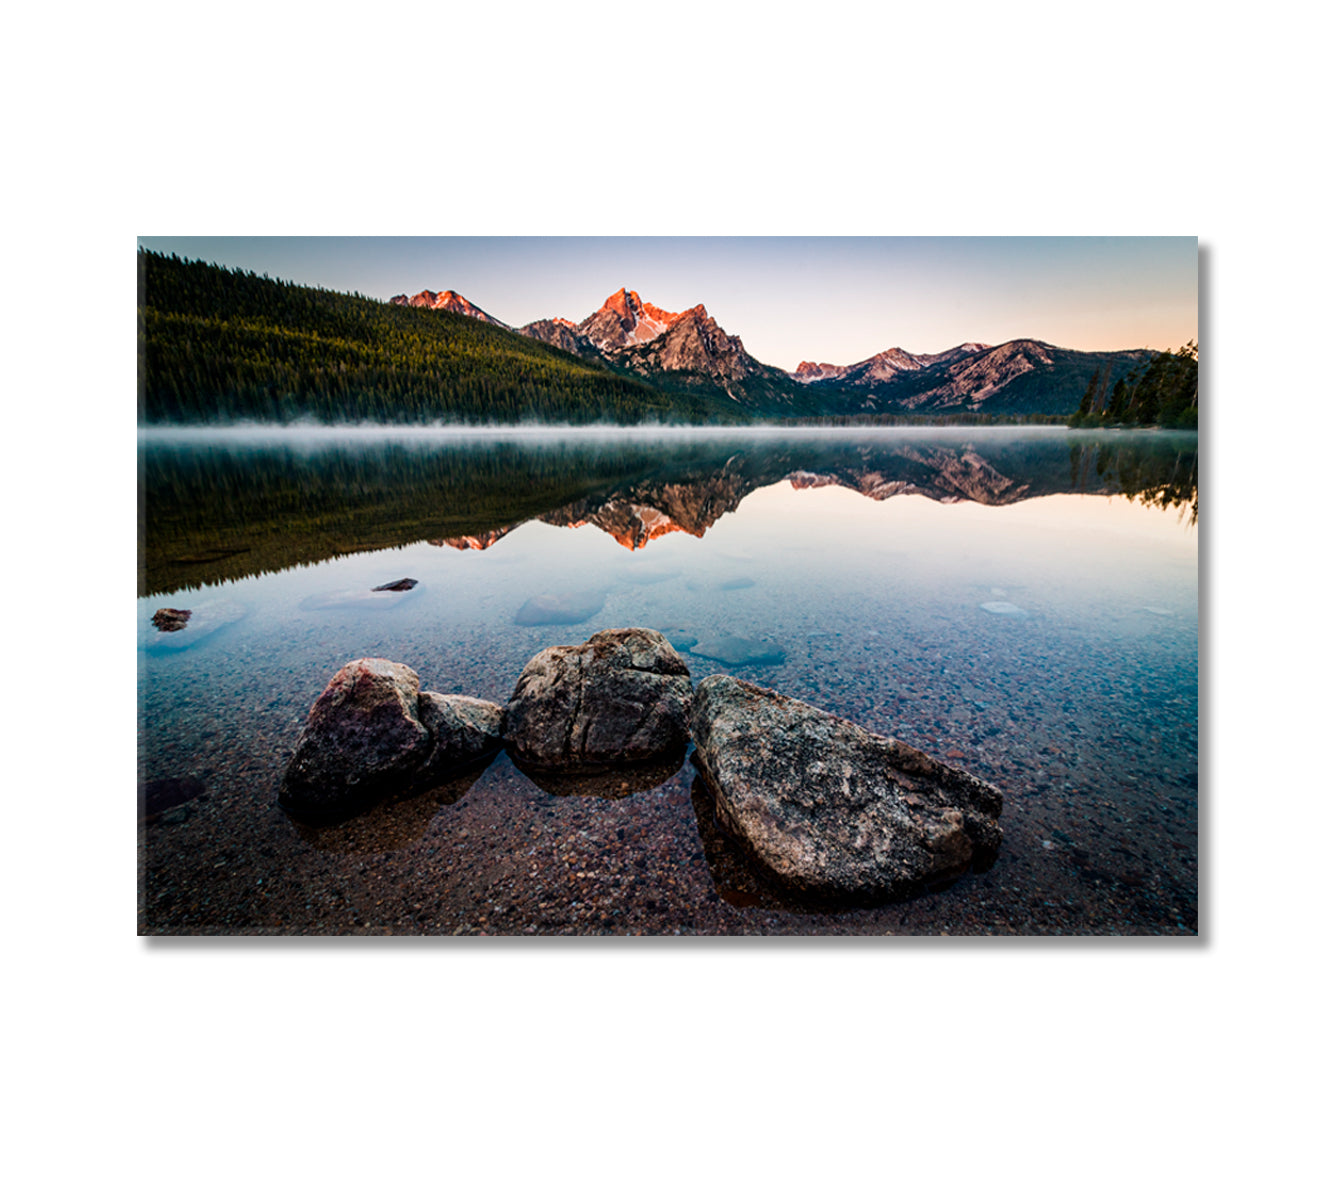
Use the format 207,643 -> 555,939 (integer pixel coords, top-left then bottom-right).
137,236 -> 1197,372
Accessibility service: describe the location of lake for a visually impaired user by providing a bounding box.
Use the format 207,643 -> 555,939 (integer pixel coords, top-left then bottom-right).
137,425 -> 1198,935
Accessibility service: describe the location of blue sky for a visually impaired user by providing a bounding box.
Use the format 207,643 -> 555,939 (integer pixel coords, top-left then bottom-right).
138,236 -> 1197,371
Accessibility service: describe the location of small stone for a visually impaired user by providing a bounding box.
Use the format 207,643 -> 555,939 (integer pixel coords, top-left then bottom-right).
151,608 -> 191,632
142,599 -> 248,652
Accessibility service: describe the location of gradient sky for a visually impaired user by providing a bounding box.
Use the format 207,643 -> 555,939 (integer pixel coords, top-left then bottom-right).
138,236 -> 1197,371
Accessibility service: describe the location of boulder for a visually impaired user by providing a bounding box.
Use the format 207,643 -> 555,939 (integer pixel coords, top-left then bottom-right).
373,577 -> 418,592
505,628 -> 693,768
416,693 -> 505,778
279,659 -> 506,821
690,675 -> 1003,900
279,658 -> 432,819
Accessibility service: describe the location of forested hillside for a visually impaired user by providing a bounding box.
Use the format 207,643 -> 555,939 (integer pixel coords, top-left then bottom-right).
137,252 -> 726,424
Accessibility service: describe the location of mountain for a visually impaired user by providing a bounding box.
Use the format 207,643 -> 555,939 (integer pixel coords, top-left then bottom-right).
794,338 -> 1154,417
793,344 -> 988,385
517,317 -> 603,361
794,346 -> 934,386
576,288 -> 683,351
382,278 -> 1156,419
610,304 -> 811,414
389,289 -> 510,328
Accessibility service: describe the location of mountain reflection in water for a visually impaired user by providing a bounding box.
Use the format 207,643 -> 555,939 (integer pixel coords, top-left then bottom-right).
139,427 -> 1198,596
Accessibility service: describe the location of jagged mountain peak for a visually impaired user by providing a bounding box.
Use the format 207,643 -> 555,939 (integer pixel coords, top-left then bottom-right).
389,288 -> 510,328
577,288 -> 685,351
600,287 -> 642,319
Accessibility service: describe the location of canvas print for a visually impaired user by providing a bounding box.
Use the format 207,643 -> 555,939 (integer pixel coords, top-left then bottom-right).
137,236 -> 1198,936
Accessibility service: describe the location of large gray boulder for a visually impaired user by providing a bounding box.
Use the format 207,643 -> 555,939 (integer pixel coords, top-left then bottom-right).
505,628 -> 693,768
279,659 -> 502,821
690,675 -> 1004,899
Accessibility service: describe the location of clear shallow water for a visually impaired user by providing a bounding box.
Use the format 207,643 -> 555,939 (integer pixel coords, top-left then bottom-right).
138,427 -> 1198,935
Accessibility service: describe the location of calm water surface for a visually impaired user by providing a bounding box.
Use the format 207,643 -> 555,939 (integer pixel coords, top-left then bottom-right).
138,426 -> 1198,935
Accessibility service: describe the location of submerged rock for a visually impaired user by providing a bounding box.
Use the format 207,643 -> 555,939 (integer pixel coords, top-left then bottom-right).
689,634 -> 786,666
980,601 -> 1028,617
279,660 -> 503,822
139,776 -> 206,821
690,675 -> 1004,899
373,577 -> 418,592
300,588 -> 416,612
661,627 -> 698,652
505,628 -> 693,768
514,589 -> 607,626
289,763 -> 490,855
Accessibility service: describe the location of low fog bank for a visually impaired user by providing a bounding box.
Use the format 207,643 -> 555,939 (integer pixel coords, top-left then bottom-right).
135,420 -> 1176,448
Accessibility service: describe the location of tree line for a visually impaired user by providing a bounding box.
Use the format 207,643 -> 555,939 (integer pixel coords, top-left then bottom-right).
1070,341 -> 1198,429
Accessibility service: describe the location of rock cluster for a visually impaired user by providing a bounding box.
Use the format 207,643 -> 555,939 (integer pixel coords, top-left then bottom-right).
278,628 -> 1004,900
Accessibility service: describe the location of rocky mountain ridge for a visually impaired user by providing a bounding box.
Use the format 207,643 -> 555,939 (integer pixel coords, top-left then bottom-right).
389,289 -> 510,328
577,288 -> 683,351
388,283 -> 1155,417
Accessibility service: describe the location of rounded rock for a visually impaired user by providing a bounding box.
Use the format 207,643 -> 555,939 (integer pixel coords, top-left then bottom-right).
505,628 -> 693,769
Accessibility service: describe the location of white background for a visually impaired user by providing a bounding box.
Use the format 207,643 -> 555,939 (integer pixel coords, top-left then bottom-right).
5,3 -> 1328,1197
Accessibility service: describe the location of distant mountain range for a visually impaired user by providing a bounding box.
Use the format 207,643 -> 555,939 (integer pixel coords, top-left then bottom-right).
393,284 -> 1153,417
139,251 -> 1174,426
